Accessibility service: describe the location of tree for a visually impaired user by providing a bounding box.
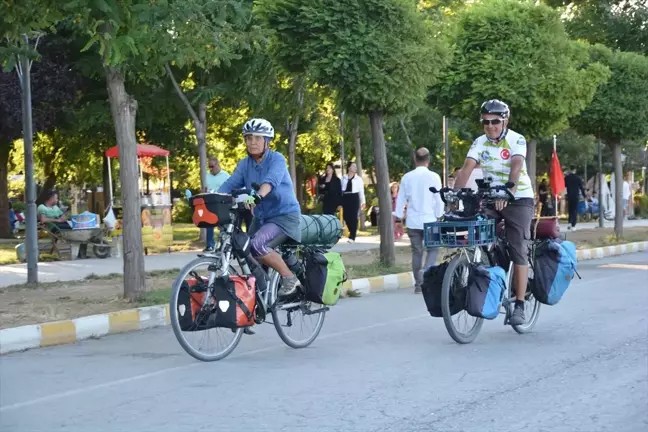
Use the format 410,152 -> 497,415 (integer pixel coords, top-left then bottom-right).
572,46 -> 648,238
536,129 -> 597,175
546,0 -> 648,55
66,0 -> 235,299
258,0 -> 448,265
162,0 -> 254,191
430,0 -> 610,190
0,0 -> 67,280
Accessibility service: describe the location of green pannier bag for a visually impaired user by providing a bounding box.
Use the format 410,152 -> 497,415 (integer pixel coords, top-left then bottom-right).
303,251 -> 347,305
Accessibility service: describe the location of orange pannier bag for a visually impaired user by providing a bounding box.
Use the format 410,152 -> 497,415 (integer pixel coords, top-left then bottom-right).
176,275 -> 256,331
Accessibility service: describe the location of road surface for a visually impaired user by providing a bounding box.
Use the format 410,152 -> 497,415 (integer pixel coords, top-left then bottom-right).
1,252 -> 647,432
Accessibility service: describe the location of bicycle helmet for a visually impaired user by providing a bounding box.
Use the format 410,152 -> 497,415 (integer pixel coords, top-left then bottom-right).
480,99 -> 510,119
242,118 -> 275,138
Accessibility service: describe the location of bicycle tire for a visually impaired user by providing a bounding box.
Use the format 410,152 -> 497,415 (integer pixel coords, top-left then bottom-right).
170,256 -> 243,362
441,253 -> 484,344
269,271 -> 326,349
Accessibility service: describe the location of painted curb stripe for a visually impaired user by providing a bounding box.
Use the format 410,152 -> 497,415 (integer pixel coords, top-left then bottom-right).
108,310 -> 140,334
1,241 -> 646,355
40,321 -> 76,347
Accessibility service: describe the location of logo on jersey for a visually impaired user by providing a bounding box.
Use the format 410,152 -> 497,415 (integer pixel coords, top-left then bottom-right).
500,149 -> 510,160
480,150 -> 491,162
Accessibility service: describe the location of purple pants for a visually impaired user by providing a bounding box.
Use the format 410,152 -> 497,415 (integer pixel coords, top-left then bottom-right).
249,222 -> 288,257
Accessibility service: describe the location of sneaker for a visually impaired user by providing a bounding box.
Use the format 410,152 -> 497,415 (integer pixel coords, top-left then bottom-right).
509,304 -> 526,326
278,275 -> 301,297
414,286 -> 422,294
203,246 -> 215,253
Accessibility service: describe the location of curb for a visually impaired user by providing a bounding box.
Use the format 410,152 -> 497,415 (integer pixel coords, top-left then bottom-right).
1,241 -> 646,355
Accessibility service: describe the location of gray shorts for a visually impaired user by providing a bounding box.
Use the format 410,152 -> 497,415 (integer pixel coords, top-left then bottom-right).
487,198 -> 534,266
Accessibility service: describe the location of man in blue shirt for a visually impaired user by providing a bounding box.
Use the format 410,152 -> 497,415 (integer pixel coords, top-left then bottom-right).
219,118 -> 302,297
203,157 -> 230,251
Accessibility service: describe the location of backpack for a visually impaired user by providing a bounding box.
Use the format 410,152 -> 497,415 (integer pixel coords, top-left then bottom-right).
531,240 -> 578,305
421,262 -> 465,317
465,265 -> 506,320
303,251 -> 347,305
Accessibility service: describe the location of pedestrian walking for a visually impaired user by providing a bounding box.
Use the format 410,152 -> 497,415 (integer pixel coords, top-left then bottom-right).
392,148 -> 444,294
564,166 -> 586,231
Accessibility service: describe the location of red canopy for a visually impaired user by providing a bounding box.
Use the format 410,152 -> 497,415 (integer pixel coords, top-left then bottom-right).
105,143 -> 169,158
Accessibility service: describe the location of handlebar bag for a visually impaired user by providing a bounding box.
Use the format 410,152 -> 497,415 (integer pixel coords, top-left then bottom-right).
465,265 -> 506,320
190,193 -> 233,228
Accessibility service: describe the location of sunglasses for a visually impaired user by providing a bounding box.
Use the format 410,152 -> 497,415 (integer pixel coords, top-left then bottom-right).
481,118 -> 503,126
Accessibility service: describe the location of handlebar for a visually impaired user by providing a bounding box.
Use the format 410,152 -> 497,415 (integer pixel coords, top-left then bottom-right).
231,183 -> 262,201
429,181 -> 516,206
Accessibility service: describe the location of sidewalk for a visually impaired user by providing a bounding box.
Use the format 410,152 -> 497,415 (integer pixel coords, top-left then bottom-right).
1,219 -> 646,288
0,235 -> 409,288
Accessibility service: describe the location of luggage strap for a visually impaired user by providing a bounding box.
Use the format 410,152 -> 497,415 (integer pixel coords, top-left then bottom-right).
225,282 -> 253,320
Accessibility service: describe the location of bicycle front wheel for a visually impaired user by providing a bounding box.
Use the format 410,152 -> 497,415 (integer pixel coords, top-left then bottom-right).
441,253 -> 484,344
170,256 -> 243,362
269,271 -> 326,349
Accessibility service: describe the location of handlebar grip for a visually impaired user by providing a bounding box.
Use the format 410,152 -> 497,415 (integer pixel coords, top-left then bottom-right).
429,187 -> 438,194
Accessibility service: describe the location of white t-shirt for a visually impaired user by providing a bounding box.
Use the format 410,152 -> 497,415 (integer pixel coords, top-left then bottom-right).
622,181 -> 631,200
466,129 -> 534,199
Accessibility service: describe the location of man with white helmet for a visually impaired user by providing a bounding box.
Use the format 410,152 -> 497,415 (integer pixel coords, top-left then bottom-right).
219,118 -> 303,297
453,100 -> 535,326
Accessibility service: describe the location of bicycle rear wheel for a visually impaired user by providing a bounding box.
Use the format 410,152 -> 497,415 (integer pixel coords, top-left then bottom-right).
170,256 -> 243,362
441,253 -> 484,344
269,271 -> 326,349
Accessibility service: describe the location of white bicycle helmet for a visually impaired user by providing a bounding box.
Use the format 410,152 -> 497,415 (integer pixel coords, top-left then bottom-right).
480,99 -> 510,119
242,118 -> 275,138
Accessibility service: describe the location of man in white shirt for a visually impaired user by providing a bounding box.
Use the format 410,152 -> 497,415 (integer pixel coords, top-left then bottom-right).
393,148 -> 444,294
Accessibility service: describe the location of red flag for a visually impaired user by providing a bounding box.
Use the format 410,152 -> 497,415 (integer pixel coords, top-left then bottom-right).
549,148 -> 565,196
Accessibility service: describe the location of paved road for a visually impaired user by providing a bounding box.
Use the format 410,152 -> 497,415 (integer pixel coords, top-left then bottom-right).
2,252 -> 647,432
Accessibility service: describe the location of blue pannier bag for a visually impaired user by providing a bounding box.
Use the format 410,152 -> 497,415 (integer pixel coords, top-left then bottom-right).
531,239 -> 578,305
465,265 -> 506,320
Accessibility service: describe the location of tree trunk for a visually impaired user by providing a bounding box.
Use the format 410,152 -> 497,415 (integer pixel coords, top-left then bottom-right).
35,171 -> 56,205
339,112 -> 345,171
287,81 -> 304,192
296,163 -> 305,205
288,115 -> 299,193
105,66 -> 145,300
612,142 -> 624,239
368,111 -> 395,265
528,138 -> 537,193
195,102 -> 208,191
103,155 -> 111,208
0,142 -> 12,238
354,116 -> 366,229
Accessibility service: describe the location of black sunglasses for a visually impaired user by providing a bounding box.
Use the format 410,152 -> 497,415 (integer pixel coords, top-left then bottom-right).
481,118 -> 503,126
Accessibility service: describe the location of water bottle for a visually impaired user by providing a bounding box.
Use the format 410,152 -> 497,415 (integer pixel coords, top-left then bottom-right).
282,251 -> 303,276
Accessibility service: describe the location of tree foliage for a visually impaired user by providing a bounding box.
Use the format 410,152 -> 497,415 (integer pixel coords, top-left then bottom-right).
431,0 -> 610,140
258,0 -> 448,115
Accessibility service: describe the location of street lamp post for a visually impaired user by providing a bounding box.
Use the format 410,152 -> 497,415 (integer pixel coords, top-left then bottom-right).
16,34 -> 40,284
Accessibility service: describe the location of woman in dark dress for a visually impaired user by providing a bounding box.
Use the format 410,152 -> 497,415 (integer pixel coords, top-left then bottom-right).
319,162 -> 341,215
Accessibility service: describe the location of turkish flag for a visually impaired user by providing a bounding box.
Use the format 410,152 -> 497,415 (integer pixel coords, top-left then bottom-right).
549,148 -> 565,196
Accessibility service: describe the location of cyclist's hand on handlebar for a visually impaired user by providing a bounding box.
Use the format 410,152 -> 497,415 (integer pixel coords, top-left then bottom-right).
494,198 -> 508,212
